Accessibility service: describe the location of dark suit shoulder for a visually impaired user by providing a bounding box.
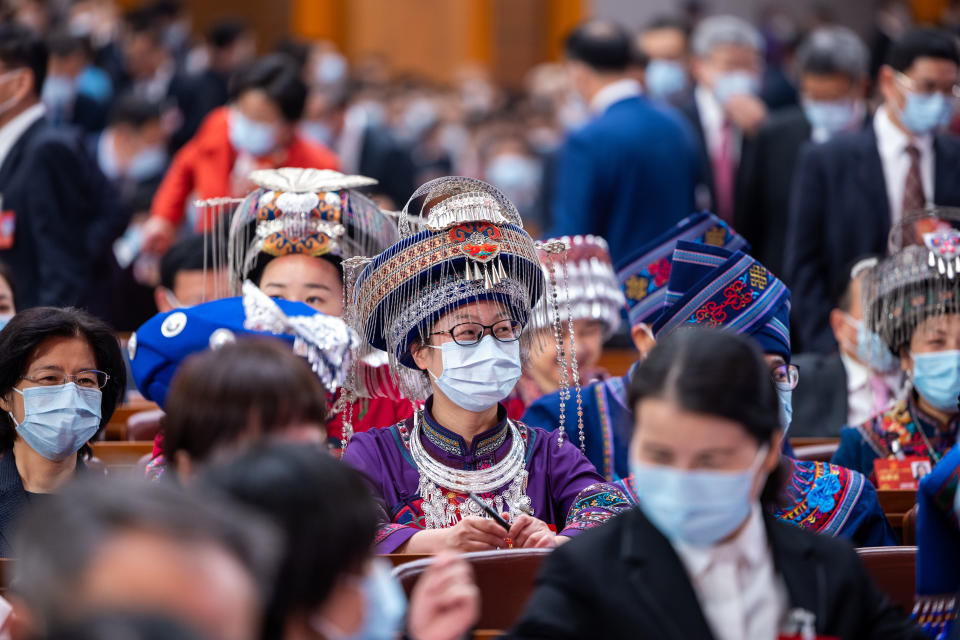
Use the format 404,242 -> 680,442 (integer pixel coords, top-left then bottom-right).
804,127 -> 876,159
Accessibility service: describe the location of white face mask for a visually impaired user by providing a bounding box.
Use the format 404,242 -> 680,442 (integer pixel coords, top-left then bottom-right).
428,335 -> 522,412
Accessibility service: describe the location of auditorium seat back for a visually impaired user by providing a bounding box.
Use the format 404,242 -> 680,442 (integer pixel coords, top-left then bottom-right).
392,548 -> 552,631
856,546 -> 916,613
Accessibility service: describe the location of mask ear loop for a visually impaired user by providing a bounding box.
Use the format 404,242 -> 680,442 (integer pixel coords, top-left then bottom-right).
561,245 -> 585,453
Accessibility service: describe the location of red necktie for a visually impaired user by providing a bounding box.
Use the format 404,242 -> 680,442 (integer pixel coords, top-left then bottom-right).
713,121 -> 734,224
902,145 -> 926,216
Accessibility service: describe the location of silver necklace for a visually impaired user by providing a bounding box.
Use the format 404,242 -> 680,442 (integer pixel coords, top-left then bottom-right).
409,411 -> 531,529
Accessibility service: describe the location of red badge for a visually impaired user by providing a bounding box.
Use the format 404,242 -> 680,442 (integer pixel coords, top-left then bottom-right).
873,456 -> 932,490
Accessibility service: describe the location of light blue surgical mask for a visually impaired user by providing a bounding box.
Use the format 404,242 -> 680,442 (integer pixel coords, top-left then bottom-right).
803,98 -> 862,141
629,445 -> 768,546
712,71 -> 760,105
127,145 -> 168,181
912,350 -> 960,412
9,383 -> 102,461
229,109 -> 278,156
484,153 -> 541,212
0,314 -> 12,331
854,316 -> 898,373
428,335 -> 522,412
41,74 -> 76,121
312,559 -> 407,640
299,120 -> 335,146
899,90 -> 953,136
645,59 -> 688,98
777,388 -> 793,436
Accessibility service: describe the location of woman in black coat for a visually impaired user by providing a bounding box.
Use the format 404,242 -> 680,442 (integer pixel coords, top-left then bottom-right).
508,329 -> 925,640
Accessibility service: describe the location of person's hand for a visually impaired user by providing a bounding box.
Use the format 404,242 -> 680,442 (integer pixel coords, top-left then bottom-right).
141,216 -> 176,255
443,515 -> 508,552
408,552 -> 480,640
507,514 -> 558,549
723,94 -> 768,137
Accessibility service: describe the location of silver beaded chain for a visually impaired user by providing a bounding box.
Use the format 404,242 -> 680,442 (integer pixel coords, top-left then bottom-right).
546,250 -> 570,447
561,248 -> 585,453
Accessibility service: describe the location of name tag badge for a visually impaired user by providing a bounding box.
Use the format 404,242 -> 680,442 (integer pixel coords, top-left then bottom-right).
873,456 -> 932,490
0,209 -> 15,250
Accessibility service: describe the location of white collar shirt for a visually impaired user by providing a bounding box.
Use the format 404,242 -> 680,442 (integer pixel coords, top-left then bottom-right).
694,84 -> 742,165
873,105 -> 934,225
0,103 -> 44,171
589,78 -> 641,115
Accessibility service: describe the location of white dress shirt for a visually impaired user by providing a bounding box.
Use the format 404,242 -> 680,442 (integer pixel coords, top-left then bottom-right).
0,102 -> 44,170
873,105 -> 934,224
694,85 -> 742,165
673,505 -> 788,640
840,350 -> 902,425
589,78 -> 641,116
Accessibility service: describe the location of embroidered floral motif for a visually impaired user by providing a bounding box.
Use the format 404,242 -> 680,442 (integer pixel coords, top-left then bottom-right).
624,275 -> 649,301
648,257 -> 671,287
807,473 -> 842,512
703,225 -> 728,246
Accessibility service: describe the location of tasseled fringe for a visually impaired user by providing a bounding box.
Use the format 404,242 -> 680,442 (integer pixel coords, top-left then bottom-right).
911,594 -> 957,639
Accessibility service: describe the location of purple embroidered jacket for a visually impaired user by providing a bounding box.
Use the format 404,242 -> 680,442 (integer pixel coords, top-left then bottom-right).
342,399 -> 632,553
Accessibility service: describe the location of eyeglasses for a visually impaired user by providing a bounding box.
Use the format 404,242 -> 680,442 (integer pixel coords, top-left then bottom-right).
430,319 -> 523,346
895,72 -> 960,99
22,369 -> 111,389
770,364 -> 799,391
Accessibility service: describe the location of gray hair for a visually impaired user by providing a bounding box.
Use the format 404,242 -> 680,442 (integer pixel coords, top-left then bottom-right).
796,26 -> 868,81
10,476 -> 280,633
691,15 -> 763,57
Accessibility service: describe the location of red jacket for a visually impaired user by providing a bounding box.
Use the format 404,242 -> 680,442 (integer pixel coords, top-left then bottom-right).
149,107 -> 339,229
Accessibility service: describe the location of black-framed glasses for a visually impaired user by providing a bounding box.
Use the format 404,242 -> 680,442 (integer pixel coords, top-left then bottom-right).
431,319 -> 523,346
771,364 -> 799,391
22,369 -> 111,390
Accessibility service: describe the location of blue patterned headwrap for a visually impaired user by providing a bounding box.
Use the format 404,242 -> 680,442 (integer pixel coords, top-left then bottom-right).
615,212 -> 748,327
651,241 -> 792,362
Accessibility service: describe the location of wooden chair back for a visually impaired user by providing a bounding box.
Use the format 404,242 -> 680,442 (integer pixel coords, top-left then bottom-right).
856,546 -> 916,613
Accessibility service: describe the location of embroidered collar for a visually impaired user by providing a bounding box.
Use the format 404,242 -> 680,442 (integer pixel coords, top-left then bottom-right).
907,393 -> 960,437
420,397 -> 510,458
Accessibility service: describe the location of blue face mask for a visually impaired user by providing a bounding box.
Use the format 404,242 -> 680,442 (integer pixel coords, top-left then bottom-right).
803,99 -> 861,140
854,317 -> 898,373
899,90 -> 953,136
645,59 -> 688,98
0,314 -> 12,332
229,109 -> 278,157
429,336 -> 522,412
712,71 -> 760,105
777,388 -> 793,436
42,75 -> 76,114
912,350 -> 960,412
299,120 -> 335,146
127,145 -> 168,181
312,559 -> 407,640
628,445 -> 768,546
9,383 -> 102,461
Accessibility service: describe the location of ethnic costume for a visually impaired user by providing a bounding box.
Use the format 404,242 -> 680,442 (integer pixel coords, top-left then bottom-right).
209,168 -> 410,443
507,235 -> 624,419
832,213 -> 960,478
523,213 -> 747,480
342,177 -> 631,552
914,445 -> 960,636
647,239 -> 896,546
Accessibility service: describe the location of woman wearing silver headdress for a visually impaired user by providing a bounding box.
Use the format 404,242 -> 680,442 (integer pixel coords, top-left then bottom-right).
342,177 -> 631,554
833,208 -> 960,478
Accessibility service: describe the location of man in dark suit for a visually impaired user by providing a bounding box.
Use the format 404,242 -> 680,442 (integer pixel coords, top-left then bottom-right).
678,15 -> 769,228
785,28 -> 960,353
546,19 -> 699,264
792,257 -> 903,437
0,25 -> 125,314
740,26 -> 869,279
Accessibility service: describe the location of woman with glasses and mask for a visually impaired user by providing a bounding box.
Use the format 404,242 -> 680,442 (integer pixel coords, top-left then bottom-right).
833,210 -> 960,480
615,240 -> 896,546
343,177 -> 631,554
508,329 -> 925,640
0,307 -> 125,556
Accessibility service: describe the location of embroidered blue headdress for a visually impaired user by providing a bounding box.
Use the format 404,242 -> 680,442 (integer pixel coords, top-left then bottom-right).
651,241 -> 791,361
615,213 -> 748,328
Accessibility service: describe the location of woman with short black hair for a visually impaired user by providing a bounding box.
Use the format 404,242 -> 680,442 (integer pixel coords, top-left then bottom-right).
508,329 -> 926,640
0,307 -> 126,555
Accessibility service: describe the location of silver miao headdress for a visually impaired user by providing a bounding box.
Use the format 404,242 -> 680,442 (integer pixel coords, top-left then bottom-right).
193,167 -> 399,295
345,176 -> 585,448
864,207 -> 960,354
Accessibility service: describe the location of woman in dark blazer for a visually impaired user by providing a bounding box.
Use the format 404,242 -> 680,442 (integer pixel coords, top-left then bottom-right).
508,329 -> 925,640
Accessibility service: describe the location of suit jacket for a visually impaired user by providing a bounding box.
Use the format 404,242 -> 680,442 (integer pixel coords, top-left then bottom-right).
0,116 -> 126,312
676,93 -> 754,233
546,96 -> 699,264
784,128 -> 960,353
791,351 -> 848,438
507,507 -> 926,640
739,106 -> 811,278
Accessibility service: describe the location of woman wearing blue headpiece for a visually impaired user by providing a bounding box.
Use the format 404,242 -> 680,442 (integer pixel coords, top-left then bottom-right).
832,210 -> 960,481
507,329 -> 925,640
608,239 -> 896,546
